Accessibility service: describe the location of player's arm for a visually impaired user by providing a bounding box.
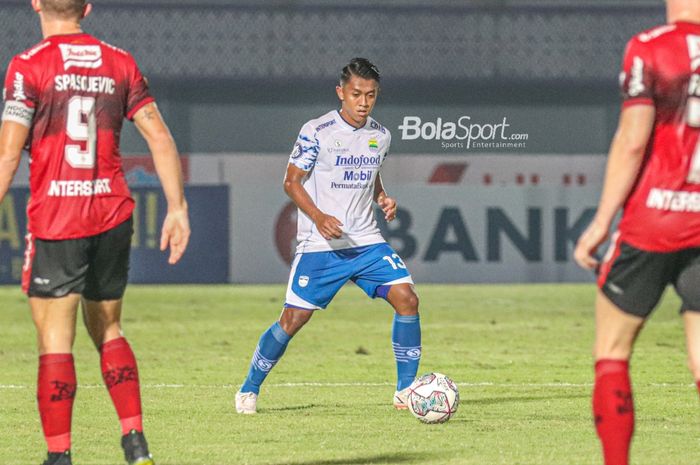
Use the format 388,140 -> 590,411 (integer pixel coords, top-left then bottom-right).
373,173 -> 396,222
574,105 -> 655,270
133,102 -> 190,264
283,163 -> 343,240
0,121 -> 28,204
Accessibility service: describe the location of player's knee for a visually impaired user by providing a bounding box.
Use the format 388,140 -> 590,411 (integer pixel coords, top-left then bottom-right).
406,292 -> 419,312
279,308 -> 313,336
84,315 -> 122,348
593,344 -> 632,361
37,329 -> 74,354
593,335 -> 634,360
393,289 -> 419,315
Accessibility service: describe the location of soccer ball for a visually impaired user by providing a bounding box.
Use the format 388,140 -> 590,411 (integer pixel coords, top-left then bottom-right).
407,373 -> 459,424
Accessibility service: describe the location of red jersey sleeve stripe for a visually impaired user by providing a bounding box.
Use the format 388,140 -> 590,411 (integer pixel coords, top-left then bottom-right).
126,96 -> 156,121
622,97 -> 654,108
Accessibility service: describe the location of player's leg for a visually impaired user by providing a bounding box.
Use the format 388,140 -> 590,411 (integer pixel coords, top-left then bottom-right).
83,218 -> 152,464
31,295 -> 81,461
385,283 -> 421,396
81,297 -> 123,348
352,244 -> 418,408
82,298 -> 151,464
239,306 -> 312,395
593,291 -> 644,465
82,298 -> 144,435
237,251 -> 345,413
684,312 -> 700,396
25,233 -> 90,464
236,306 -> 312,413
593,242 -> 669,465
673,249 -> 700,397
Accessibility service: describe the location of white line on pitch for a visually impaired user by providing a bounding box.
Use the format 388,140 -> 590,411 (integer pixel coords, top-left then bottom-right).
0,382 -> 695,389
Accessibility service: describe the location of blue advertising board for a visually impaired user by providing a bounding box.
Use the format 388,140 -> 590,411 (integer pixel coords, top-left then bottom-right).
0,186 -> 229,285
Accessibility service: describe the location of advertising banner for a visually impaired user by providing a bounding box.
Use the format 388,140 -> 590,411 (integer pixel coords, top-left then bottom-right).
0,186 -> 229,285
211,154 -> 602,284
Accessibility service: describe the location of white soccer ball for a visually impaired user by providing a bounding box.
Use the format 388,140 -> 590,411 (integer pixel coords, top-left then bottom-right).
407,373 -> 459,424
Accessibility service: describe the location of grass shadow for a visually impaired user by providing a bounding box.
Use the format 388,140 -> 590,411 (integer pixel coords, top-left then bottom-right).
468,392 -> 590,406
261,401 -> 388,413
268,452 -> 430,465
260,403 -> 322,412
156,452 -> 430,465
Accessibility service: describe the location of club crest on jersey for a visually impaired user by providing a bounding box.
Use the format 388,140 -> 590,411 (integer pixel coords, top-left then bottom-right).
59,44 -> 103,70
368,138 -> 379,153
298,276 -> 310,288
291,143 -> 303,159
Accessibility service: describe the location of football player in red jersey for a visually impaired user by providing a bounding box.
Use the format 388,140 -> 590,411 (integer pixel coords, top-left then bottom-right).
575,1 -> 700,464
0,1 -> 190,464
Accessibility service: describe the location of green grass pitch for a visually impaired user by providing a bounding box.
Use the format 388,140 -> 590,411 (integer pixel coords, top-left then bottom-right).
1,284 -> 698,465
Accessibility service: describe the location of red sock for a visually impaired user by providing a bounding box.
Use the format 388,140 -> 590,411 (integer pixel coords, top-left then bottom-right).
100,337 -> 143,435
593,360 -> 634,465
37,354 -> 76,453
696,380 -> 700,397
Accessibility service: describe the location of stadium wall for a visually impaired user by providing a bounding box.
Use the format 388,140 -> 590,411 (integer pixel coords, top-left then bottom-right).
1,1 -> 664,155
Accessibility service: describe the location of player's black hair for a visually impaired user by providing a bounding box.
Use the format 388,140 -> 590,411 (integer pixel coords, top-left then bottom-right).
340,58 -> 381,85
41,0 -> 86,19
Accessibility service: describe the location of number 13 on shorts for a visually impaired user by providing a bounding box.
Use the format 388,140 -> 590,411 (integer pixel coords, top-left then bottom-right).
383,254 -> 407,270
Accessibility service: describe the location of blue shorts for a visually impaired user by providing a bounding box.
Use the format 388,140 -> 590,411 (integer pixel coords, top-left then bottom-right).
285,243 -> 413,310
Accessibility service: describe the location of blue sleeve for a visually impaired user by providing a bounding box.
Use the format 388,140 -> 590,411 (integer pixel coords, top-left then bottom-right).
289,122 -> 320,172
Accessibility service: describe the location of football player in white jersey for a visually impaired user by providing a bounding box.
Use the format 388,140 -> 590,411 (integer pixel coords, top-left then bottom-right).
235,58 -> 421,414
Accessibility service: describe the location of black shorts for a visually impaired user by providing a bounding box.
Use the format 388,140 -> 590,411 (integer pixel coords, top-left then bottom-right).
598,239 -> 700,318
22,217 -> 133,300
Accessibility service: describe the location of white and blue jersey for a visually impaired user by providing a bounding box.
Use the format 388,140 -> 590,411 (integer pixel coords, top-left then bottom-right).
285,110 -> 413,310
289,110 -> 390,254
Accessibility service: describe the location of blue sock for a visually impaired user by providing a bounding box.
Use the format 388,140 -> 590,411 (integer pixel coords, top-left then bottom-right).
392,313 -> 421,390
240,322 -> 291,394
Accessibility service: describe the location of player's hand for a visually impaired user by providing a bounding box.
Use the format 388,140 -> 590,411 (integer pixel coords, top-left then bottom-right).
574,221 -> 608,271
313,212 -> 343,240
378,196 -> 397,222
160,207 -> 191,264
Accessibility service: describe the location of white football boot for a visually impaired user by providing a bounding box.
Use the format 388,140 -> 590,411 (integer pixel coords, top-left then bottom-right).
393,386 -> 411,410
235,391 -> 258,414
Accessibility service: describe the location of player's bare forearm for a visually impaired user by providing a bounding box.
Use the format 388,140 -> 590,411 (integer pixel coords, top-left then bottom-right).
373,173 -> 387,203
373,173 -> 397,221
0,154 -> 19,202
574,105 -> 655,270
283,163 -> 325,221
0,121 -> 29,203
593,105 -> 656,229
151,141 -> 186,211
133,103 -> 187,211
284,163 -> 343,239
284,180 -> 320,220
133,103 -> 190,264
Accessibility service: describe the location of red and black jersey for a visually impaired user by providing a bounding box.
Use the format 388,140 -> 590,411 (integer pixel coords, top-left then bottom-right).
617,21 -> 700,252
1,33 -> 154,240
